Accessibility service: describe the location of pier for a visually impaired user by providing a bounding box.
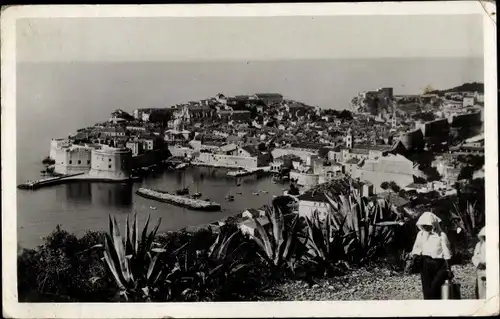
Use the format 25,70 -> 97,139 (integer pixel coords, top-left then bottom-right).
17,173 -> 138,191
136,187 -> 222,211
226,169 -> 256,177
17,173 -> 85,190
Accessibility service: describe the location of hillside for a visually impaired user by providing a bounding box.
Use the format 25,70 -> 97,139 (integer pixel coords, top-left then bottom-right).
429,82 -> 484,95
351,82 -> 484,115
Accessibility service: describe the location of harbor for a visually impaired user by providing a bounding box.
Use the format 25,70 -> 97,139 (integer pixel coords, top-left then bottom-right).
17,164 -> 286,249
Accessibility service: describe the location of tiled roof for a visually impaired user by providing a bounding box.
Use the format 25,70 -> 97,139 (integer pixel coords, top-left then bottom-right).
242,145 -> 260,157
346,158 -> 360,164
297,192 -> 329,203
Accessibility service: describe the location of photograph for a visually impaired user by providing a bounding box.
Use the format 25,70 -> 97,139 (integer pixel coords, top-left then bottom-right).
2,2 -> 498,318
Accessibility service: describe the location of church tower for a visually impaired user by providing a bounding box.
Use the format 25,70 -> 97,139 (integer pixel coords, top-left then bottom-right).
345,128 -> 353,149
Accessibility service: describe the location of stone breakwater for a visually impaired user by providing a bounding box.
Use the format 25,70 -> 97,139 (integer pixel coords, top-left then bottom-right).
136,187 -> 222,211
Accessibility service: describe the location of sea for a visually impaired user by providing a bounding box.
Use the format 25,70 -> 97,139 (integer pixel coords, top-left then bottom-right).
15,59 -> 483,248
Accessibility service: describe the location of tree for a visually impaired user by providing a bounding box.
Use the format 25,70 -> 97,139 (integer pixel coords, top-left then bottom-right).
318,148 -> 330,159
339,110 -> 353,121
422,85 -> 435,95
288,183 -> 300,196
149,110 -> 172,134
389,181 -> 401,193
380,181 -> 390,191
398,189 -> 408,199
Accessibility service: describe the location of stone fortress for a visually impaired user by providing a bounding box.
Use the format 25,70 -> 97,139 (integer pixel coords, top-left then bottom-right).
50,139 -> 132,180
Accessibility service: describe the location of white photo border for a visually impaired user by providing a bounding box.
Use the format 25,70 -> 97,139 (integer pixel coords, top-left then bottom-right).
1,1 -> 498,318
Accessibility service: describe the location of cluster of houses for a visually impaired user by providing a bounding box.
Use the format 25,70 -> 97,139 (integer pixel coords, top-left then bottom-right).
54,87 -> 484,231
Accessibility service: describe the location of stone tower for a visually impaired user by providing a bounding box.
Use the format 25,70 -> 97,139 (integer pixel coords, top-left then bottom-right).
345,128 -> 353,149
391,110 -> 397,128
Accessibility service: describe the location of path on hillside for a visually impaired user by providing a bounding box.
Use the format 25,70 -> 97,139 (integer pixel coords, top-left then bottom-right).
257,263 -> 477,300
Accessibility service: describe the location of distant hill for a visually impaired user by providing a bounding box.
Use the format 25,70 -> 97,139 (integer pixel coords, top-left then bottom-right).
429,82 -> 484,95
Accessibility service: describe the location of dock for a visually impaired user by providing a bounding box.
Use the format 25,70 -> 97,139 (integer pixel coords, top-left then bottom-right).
226,169 -> 255,177
17,173 -> 138,190
17,173 -> 85,190
136,188 -> 221,211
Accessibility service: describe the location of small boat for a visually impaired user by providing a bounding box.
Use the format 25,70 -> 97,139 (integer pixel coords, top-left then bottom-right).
175,163 -> 188,170
150,206 -> 157,210
176,188 -> 189,196
260,190 -> 268,193
236,192 -> 242,195
252,192 -> 259,196
192,192 -> 202,198
225,195 -> 235,202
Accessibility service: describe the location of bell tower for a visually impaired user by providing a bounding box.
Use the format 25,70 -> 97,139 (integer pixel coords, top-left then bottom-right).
345,128 -> 353,149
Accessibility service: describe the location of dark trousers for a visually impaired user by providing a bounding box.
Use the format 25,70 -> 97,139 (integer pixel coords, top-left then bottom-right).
421,255 -> 448,299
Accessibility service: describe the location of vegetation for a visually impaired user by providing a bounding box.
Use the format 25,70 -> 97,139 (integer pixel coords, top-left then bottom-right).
18,183 -> 484,302
380,181 -> 401,193
429,82 -> 484,95
247,207 -> 301,279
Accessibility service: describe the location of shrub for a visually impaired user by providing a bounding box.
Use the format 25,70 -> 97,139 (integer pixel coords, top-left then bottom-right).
246,206 -> 303,280
300,210 -> 349,278
98,214 -> 187,302
324,191 -> 401,265
17,226 -> 115,302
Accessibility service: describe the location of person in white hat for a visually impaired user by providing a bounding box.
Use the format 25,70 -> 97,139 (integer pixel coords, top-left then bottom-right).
411,211 -> 453,299
472,226 -> 486,299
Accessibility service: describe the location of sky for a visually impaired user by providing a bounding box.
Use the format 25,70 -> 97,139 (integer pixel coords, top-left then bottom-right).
16,15 -> 484,63
14,14 -> 485,122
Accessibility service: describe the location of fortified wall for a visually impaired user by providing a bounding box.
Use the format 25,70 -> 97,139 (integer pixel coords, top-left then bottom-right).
50,138 -> 70,160
271,148 -> 317,162
416,118 -> 449,138
54,145 -> 92,175
131,148 -> 172,168
198,152 -> 259,169
168,145 -> 198,159
289,170 -> 320,187
449,112 -> 482,128
89,146 -> 132,180
397,129 -> 425,152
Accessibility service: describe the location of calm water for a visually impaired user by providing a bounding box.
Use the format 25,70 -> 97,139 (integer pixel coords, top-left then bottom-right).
17,166 -> 286,249
16,60 -> 483,248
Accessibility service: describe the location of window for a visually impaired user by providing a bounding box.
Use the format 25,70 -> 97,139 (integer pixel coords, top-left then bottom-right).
109,165 -> 112,169
109,158 -> 112,162
78,160 -> 81,164
87,160 -> 91,164
69,160 -> 72,164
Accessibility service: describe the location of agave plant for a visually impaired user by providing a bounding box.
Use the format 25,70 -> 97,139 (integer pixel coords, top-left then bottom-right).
451,200 -> 482,237
101,214 -> 181,302
302,209 -> 350,277
247,206 -> 301,277
324,190 -> 398,265
172,226 -> 246,301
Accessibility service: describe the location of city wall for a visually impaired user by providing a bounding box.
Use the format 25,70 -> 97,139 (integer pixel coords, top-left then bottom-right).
271,148 -> 317,162
449,112 -> 482,128
131,149 -> 171,168
197,152 -> 259,169
290,171 -> 319,187
168,145 -> 198,159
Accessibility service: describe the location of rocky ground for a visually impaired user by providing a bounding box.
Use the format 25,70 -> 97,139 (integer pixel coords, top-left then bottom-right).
256,263 -> 477,301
